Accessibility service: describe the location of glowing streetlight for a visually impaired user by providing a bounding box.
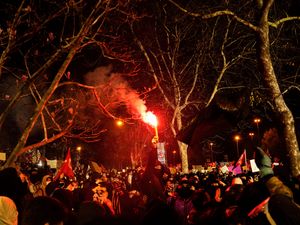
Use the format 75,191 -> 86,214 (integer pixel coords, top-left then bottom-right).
234,135 -> 241,159
248,132 -> 254,140
116,119 -> 124,127
76,146 -> 82,152
254,118 -> 261,136
209,142 -> 214,162
254,118 -> 261,124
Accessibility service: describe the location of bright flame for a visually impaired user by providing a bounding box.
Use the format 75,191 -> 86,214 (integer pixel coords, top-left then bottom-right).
142,111 -> 158,127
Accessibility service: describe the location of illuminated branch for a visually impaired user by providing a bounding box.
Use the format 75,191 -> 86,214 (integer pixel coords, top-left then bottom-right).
269,16 -> 300,28
206,19 -> 230,107
183,62 -> 199,107
168,0 -> 259,32
17,130 -> 69,156
92,89 -> 119,119
29,86 -> 48,139
130,24 -> 175,109
65,119 -> 107,143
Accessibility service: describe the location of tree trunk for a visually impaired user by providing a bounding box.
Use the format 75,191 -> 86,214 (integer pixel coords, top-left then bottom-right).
173,113 -> 189,173
178,141 -> 189,173
258,0 -> 300,177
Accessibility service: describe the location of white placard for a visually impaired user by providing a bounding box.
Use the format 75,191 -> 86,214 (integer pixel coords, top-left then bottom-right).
250,159 -> 260,172
220,165 -> 229,173
157,142 -> 166,164
47,159 -> 57,169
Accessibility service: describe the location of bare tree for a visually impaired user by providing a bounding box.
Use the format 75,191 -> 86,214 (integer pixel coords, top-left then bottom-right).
127,4 -> 210,173
169,0 -> 300,177
0,0 -> 126,168
117,0 -> 256,172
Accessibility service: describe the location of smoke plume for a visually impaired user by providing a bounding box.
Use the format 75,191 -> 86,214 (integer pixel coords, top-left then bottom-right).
84,66 -> 148,119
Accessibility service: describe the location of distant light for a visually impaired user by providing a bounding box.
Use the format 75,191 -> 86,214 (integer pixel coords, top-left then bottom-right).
76,146 -> 82,151
248,132 -> 254,137
116,120 -> 124,127
254,118 -> 261,123
172,150 -> 176,154
234,135 -> 241,141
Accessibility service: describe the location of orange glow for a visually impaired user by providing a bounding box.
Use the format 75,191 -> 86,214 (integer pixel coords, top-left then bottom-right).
254,118 -> 261,124
234,135 -> 241,141
248,132 -> 254,137
116,120 -> 124,127
142,111 -> 158,127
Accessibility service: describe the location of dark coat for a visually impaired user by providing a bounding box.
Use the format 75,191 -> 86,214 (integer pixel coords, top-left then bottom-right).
266,176 -> 300,225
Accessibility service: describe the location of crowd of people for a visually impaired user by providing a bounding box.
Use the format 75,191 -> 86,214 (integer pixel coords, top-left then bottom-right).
0,146 -> 300,225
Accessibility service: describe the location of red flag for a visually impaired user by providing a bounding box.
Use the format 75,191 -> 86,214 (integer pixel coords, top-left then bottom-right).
236,150 -> 247,167
54,148 -> 74,181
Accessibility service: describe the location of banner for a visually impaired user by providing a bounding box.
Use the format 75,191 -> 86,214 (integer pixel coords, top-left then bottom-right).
250,159 -> 260,172
220,165 -> 229,174
0,152 -> 6,161
157,142 -> 166,164
232,165 -> 242,175
46,159 -> 57,169
90,161 -> 105,173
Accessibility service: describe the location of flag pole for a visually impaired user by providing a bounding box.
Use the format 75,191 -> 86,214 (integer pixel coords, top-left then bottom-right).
244,149 -> 247,171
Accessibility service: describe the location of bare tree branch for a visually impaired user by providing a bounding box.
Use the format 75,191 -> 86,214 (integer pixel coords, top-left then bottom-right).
269,16 -> 300,28
168,0 -> 259,31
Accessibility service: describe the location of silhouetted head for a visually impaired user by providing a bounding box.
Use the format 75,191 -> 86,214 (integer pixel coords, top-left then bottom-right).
0,167 -> 24,204
22,196 -> 68,225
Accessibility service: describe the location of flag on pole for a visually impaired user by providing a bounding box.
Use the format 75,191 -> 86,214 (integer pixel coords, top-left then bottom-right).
236,149 -> 247,167
232,165 -> 243,175
54,148 -> 74,181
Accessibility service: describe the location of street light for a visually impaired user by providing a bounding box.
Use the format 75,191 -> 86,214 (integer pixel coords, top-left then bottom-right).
248,132 -> 254,141
254,118 -> 261,136
116,119 -> 124,127
234,135 -> 241,159
76,146 -> 82,164
76,146 -> 82,152
209,142 -> 214,162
